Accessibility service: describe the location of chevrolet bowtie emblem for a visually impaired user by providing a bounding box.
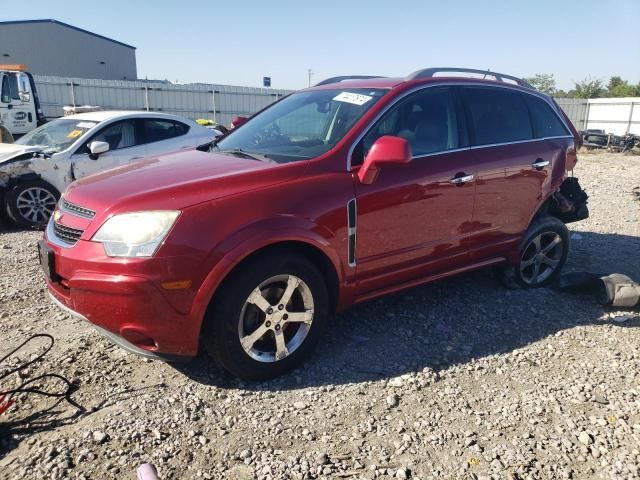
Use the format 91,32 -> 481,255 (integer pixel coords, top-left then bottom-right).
53,210 -> 62,222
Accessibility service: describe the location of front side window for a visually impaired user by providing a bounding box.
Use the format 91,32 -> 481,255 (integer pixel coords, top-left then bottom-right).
90,120 -> 138,151
354,87 -> 460,165
16,118 -> 96,154
523,95 -> 570,138
463,87 -> 533,146
1,75 -> 20,103
215,88 -> 387,163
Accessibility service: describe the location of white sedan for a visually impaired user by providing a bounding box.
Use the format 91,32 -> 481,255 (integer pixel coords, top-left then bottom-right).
0,111 -> 216,227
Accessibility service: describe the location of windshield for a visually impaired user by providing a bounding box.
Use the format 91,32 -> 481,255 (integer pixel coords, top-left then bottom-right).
16,118 -> 97,154
215,88 -> 387,163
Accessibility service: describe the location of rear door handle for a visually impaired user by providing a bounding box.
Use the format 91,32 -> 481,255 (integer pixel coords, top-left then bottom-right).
531,159 -> 550,170
450,173 -> 474,185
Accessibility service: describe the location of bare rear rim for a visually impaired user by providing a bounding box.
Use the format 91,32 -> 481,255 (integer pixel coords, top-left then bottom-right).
520,232 -> 563,285
16,187 -> 57,224
238,274 -> 314,363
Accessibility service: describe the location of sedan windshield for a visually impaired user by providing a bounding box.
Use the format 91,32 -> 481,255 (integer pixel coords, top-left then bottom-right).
16,118 -> 97,154
215,88 -> 388,163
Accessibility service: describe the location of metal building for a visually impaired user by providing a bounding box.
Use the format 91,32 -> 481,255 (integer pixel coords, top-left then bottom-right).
0,19 -> 137,80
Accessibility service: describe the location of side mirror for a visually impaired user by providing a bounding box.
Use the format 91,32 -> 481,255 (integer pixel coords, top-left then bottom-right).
358,136 -> 412,185
88,141 -> 110,160
231,116 -> 248,128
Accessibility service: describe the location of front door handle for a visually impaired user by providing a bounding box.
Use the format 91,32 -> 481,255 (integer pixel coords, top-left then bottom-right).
450,173 -> 474,185
531,159 -> 550,170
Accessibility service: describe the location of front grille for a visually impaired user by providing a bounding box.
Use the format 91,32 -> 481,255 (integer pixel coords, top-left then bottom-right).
53,221 -> 84,245
61,198 -> 96,219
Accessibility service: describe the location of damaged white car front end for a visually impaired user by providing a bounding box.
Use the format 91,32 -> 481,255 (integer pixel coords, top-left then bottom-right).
0,111 -> 216,227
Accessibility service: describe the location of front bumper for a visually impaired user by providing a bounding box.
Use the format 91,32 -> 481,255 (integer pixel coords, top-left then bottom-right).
48,292 -> 181,361
43,231 -> 206,358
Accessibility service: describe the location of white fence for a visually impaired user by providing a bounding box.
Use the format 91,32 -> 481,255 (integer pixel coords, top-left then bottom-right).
31,77 -> 640,136
556,97 -> 640,135
33,75 -> 292,126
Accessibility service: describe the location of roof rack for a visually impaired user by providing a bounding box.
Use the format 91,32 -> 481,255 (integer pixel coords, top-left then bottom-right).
315,75 -> 386,87
407,67 -> 534,89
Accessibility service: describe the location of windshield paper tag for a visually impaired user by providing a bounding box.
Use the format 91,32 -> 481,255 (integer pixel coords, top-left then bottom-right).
66,129 -> 83,139
76,122 -> 96,129
333,92 -> 372,106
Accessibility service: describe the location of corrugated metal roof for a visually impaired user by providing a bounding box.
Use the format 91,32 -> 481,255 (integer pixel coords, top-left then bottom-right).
0,19 -> 136,49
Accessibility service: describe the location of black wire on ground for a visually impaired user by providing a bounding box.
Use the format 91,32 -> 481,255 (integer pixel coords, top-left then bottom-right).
0,333 -> 83,414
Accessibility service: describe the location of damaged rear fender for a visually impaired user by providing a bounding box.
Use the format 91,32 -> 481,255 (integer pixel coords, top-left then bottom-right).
530,177 -> 589,225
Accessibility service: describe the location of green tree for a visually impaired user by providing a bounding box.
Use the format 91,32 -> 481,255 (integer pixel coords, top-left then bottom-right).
573,77 -> 604,99
525,73 -> 557,95
605,76 -> 639,97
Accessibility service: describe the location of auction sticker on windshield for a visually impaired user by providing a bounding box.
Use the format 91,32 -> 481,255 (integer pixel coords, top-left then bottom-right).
333,92 -> 373,106
66,129 -> 84,139
76,122 -> 97,129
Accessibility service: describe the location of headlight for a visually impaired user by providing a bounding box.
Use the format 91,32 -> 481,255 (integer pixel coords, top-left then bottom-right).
92,211 -> 180,257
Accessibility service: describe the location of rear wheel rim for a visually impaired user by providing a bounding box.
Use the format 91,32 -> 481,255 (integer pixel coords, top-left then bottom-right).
16,187 -> 57,224
238,274 -> 314,363
520,232 -> 563,285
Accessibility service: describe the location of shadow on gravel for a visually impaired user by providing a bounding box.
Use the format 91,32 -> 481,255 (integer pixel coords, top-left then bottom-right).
174,231 -> 640,390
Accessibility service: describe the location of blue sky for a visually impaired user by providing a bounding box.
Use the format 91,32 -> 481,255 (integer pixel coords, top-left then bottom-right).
4,0 -> 640,90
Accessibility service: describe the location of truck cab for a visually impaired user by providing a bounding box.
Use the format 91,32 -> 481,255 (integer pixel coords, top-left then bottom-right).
0,64 -> 46,138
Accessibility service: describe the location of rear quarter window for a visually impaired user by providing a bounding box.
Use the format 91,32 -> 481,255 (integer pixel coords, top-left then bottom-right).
143,119 -> 190,143
523,94 -> 570,138
462,87 -> 533,146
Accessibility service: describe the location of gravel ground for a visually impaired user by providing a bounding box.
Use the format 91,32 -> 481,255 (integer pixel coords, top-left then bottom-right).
0,151 -> 639,480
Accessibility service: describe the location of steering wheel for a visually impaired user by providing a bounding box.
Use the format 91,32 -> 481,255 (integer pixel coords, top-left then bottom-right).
252,122 -> 283,147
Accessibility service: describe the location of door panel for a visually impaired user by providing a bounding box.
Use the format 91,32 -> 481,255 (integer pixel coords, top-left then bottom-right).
352,86 -> 476,294
354,149 -> 476,291
470,141 -> 551,243
71,120 -> 147,179
1,72 -> 36,135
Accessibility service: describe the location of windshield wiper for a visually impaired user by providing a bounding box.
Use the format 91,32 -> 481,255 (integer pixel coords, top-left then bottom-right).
215,148 -> 272,163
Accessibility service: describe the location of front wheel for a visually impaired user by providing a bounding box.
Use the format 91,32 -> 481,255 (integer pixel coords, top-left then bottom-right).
203,255 -> 329,381
498,216 -> 570,289
5,180 -> 59,229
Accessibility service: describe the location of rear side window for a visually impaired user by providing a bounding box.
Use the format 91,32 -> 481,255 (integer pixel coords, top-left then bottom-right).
143,119 -> 189,143
463,87 -> 533,146
523,95 -> 570,138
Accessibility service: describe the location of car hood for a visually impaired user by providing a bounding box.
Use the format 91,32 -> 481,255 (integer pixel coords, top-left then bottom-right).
64,150 -> 302,215
0,143 -> 43,165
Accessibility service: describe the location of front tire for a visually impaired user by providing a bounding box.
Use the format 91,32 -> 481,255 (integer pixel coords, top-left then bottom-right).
203,254 -> 329,381
499,216 -> 569,289
5,180 -> 59,229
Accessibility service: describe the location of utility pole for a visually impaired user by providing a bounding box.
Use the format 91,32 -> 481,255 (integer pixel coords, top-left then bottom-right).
307,69 -> 313,88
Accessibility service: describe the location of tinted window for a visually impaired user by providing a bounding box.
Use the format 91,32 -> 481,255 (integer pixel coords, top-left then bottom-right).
463,87 -> 533,146
91,120 -> 138,151
523,95 -> 570,138
143,119 -> 189,143
356,87 -> 459,165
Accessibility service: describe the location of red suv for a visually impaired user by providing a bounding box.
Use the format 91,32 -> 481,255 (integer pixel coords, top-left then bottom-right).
40,68 -> 588,380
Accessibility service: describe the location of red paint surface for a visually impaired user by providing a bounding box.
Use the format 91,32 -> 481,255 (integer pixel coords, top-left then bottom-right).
44,76 -> 579,357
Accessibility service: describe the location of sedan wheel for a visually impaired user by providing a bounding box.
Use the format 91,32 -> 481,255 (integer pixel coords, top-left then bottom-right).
16,187 -> 57,224
5,180 -> 60,229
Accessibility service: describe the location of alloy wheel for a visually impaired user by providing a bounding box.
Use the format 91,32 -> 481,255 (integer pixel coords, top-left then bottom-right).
520,232 -> 563,285
238,274 -> 314,363
15,187 -> 57,224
